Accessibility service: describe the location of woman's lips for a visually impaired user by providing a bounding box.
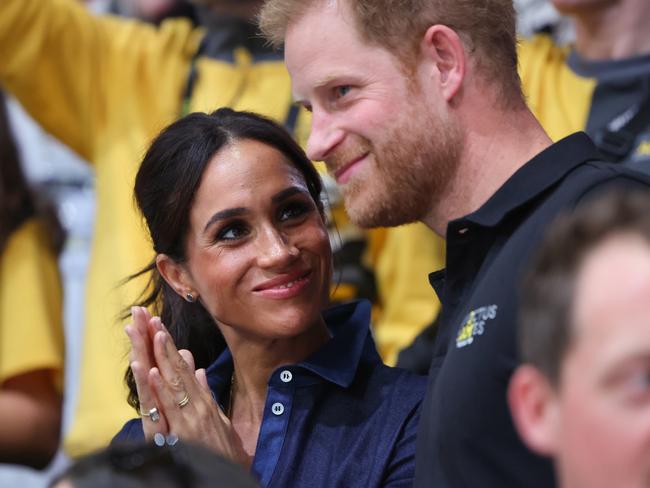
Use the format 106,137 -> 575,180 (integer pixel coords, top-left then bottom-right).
253,270 -> 313,299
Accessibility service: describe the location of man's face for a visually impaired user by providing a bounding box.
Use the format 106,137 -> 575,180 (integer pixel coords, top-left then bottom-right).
285,1 -> 461,229
553,234 -> 650,488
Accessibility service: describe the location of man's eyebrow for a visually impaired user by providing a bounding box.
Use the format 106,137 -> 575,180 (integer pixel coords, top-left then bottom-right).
203,207 -> 248,233
272,186 -> 310,204
292,75 -> 346,104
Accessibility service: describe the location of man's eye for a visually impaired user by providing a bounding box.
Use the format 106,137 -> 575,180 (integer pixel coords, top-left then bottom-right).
215,222 -> 249,241
334,85 -> 352,98
626,370 -> 650,394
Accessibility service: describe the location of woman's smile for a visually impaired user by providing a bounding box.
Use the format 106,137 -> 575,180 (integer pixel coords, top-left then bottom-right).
181,138 -> 332,340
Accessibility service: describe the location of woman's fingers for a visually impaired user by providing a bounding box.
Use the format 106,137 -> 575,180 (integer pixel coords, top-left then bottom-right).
195,368 -> 209,391
131,361 -> 169,438
129,307 -> 156,369
179,349 -> 196,371
152,329 -> 199,409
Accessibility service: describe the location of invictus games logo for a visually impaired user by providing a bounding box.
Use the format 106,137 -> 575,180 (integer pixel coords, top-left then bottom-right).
456,305 -> 498,348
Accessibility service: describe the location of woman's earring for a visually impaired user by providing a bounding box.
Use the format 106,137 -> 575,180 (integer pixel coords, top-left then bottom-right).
185,292 -> 196,303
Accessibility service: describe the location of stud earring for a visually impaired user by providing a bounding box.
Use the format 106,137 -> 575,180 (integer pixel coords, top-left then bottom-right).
185,292 -> 195,303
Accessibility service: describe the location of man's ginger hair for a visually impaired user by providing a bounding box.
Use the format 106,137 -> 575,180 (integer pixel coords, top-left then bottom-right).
259,0 -> 523,105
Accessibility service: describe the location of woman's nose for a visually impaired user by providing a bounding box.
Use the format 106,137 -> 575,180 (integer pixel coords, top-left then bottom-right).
256,227 -> 299,269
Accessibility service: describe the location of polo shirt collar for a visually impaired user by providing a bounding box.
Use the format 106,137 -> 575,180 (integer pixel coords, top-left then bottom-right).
205,300 -> 378,404
457,132 -> 601,229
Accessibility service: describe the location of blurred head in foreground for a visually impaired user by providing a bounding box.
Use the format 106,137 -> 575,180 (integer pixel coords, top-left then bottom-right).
50,441 -> 259,488
508,189 -> 650,488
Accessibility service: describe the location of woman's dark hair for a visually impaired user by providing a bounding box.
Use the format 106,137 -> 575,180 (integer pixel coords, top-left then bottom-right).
0,90 -> 63,254
49,441 -> 259,488
125,108 -> 324,409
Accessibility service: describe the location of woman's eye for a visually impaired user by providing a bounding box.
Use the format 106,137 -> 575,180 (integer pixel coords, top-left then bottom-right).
215,222 -> 249,242
279,201 -> 312,222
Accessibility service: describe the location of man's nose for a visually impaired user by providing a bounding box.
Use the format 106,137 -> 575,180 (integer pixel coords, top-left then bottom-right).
306,110 -> 344,162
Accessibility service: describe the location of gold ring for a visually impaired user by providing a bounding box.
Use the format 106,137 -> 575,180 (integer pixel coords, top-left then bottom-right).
177,393 -> 190,408
140,406 -> 160,423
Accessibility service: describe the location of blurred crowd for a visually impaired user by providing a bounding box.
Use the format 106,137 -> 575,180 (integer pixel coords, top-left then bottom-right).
1,0 -> 649,487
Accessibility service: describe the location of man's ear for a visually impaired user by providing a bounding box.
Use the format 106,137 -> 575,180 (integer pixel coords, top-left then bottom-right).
419,24 -> 466,102
508,364 -> 561,457
156,254 -> 197,301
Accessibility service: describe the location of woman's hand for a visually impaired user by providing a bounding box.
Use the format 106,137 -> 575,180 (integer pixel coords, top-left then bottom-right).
125,306 -> 170,438
147,317 -> 248,465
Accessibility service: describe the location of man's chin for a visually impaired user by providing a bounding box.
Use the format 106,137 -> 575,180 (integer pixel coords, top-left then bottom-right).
345,197 -> 416,229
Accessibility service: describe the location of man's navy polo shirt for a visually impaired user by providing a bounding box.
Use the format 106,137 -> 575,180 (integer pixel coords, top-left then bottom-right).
114,300 -> 426,488
413,133 -> 650,487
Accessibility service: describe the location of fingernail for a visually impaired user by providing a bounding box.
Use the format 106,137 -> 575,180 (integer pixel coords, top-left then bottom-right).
124,325 -> 132,337
153,432 -> 165,447
152,317 -> 162,330
150,367 -> 161,384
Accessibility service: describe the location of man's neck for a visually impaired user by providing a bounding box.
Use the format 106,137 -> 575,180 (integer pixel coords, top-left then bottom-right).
572,0 -> 650,60
422,107 -> 552,236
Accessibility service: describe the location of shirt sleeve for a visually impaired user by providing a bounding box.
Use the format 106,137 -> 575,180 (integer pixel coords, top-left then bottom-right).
0,220 -> 64,390
0,0 -> 202,162
111,418 -> 145,445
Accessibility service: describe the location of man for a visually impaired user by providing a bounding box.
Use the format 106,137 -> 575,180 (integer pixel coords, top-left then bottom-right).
509,190 -> 650,488
398,0 -> 650,373
259,0 -> 650,485
520,0 -> 650,171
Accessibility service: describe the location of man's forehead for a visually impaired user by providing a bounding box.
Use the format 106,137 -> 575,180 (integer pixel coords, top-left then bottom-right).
572,234 -> 650,335
285,1 -> 358,97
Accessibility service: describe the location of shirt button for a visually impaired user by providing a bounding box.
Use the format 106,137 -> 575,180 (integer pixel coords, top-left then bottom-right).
280,370 -> 293,383
271,402 -> 285,416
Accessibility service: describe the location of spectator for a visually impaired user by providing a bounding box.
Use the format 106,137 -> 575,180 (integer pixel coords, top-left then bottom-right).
259,0 -> 650,486
0,91 -> 65,469
399,0 -> 650,373
520,0 -> 650,171
509,190 -> 650,488
113,108 -> 426,487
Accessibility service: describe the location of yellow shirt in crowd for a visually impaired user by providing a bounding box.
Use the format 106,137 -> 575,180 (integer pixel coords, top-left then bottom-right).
0,219 -> 64,390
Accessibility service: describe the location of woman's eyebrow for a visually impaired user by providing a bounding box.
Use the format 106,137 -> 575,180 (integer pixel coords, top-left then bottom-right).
203,207 -> 248,233
272,186 -> 310,204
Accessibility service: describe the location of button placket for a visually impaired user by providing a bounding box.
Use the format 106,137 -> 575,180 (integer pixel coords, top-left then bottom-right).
280,370 -> 293,383
271,402 -> 285,415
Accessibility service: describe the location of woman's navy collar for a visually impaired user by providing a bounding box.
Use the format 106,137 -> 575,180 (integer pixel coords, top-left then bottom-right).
205,300 -> 379,402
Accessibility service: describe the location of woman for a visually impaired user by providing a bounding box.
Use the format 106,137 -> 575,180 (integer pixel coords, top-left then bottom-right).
113,108 -> 426,487
0,91 -> 64,468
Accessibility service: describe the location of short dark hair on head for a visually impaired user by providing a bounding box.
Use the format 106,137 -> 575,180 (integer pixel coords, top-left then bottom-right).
519,189 -> 650,384
49,442 -> 259,488
124,107 -> 324,410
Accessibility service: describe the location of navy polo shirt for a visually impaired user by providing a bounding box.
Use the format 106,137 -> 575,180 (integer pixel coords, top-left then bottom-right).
413,133 -> 650,487
114,300 -> 426,488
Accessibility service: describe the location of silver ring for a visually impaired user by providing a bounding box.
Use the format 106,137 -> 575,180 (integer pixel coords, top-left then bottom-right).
140,406 -> 161,423
177,393 -> 190,408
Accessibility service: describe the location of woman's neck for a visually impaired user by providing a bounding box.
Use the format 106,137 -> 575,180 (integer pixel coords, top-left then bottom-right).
223,318 -> 331,457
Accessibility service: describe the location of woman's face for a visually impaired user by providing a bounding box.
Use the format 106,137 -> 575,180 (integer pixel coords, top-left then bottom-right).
180,138 -> 331,340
